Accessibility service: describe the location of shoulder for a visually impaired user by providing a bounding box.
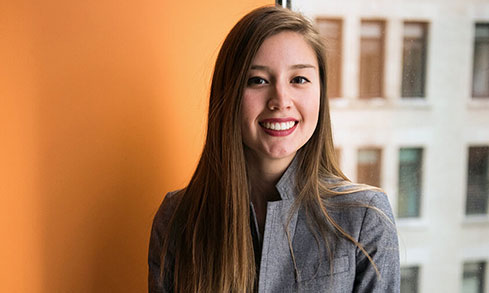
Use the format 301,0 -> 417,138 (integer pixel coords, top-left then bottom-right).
329,188 -> 393,217
149,191 -> 183,258
148,190 -> 182,292
322,176 -> 393,216
323,185 -> 397,239
150,189 -> 184,251
318,175 -> 393,214
152,190 -> 183,232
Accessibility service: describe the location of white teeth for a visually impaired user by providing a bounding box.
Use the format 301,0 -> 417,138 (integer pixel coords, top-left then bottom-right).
262,121 -> 296,130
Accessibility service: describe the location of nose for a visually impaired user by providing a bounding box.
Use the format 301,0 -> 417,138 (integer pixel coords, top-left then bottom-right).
267,81 -> 292,111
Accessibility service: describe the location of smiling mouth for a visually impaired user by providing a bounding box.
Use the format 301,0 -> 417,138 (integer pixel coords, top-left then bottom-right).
260,121 -> 297,131
258,119 -> 299,137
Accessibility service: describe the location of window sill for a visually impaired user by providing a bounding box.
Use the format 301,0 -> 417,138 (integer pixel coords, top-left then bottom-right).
330,97 -> 432,110
396,217 -> 428,229
462,214 -> 489,225
396,97 -> 431,109
468,98 -> 489,110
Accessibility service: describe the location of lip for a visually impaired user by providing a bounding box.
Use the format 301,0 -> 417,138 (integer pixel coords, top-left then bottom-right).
259,117 -> 299,137
259,117 -> 297,123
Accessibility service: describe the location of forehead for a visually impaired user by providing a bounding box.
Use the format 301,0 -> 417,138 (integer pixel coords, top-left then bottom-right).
251,31 -> 318,67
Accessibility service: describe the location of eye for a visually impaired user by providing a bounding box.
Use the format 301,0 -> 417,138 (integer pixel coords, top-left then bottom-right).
291,76 -> 310,84
247,76 -> 268,86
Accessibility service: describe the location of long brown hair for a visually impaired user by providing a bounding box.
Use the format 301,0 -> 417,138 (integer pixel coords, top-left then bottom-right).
160,6 -> 379,292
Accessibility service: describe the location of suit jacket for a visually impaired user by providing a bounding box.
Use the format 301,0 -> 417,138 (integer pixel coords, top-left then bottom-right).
148,159 -> 400,292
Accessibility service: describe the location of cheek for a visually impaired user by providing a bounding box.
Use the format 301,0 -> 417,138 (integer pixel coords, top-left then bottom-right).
241,94 -> 263,125
300,90 -> 321,123
311,87 -> 321,120
313,99 -> 320,122
240,106 -> 253,129
240,98 -> 257,143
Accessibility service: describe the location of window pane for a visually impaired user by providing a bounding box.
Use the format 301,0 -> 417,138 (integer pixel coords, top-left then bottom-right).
472,23 -> 489,98
357,148 -> 382,187
360,20 -> 385,98
402,22 -> 428,97
463,262 -> 486,293
466,146 -> 489,215
401,266 -> 419,293
317,19 -> 343,98
398,148 -> 423,218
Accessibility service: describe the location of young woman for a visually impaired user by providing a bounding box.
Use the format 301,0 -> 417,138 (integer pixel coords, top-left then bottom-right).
149,6 -> 400,293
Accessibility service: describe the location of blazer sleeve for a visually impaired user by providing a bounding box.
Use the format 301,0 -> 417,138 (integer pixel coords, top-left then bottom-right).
353,192 -> 400,293
148,192 -> 179,293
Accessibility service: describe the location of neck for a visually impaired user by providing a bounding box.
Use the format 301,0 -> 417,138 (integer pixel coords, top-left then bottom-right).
245,149 -> 295,202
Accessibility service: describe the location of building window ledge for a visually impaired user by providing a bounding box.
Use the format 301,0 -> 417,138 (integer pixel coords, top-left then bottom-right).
396,218 -> 428,229
330,97 -> 432,110
462,215 -> 489,225
468,98 -> 489,110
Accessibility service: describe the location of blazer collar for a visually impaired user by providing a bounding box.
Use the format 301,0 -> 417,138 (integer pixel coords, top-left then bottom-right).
275,154 -> 300,201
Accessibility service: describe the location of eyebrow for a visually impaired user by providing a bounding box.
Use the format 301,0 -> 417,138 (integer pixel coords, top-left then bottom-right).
250,64 -> 316,71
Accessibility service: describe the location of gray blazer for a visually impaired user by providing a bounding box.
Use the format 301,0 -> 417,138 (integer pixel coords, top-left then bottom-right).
148,161 -> 400,292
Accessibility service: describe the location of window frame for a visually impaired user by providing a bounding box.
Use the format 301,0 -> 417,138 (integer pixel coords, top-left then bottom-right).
462,261 -> 486,293
357,147 -> 383,188
471,23 -> 489,99
316,17 -> 344,99
401,265 -> 420,293
397,147 -> 424,219
465,145 -> 489,216
401,21 -> 429,98
359,19 -> 386,99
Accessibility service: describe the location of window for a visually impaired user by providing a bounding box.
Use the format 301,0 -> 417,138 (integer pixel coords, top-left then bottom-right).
402,22 -> 428,98
472,23 -> 489,98
401,266 -> 419,293
463,262 -> 486,293
357,148 -> 382,187
317,18 -> 343,98
275,0 -> 291,9
359,20 -> 385,98
466,146 -> 489,215
398,148 -> 423,218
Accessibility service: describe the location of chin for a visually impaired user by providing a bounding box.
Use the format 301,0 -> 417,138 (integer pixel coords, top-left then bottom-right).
265,150 -> 297,161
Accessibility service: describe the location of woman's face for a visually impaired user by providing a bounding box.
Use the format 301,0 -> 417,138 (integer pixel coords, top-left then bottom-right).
241,31 -> 320,166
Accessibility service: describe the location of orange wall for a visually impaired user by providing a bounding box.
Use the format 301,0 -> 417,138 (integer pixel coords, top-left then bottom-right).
0,0 -> 272,292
